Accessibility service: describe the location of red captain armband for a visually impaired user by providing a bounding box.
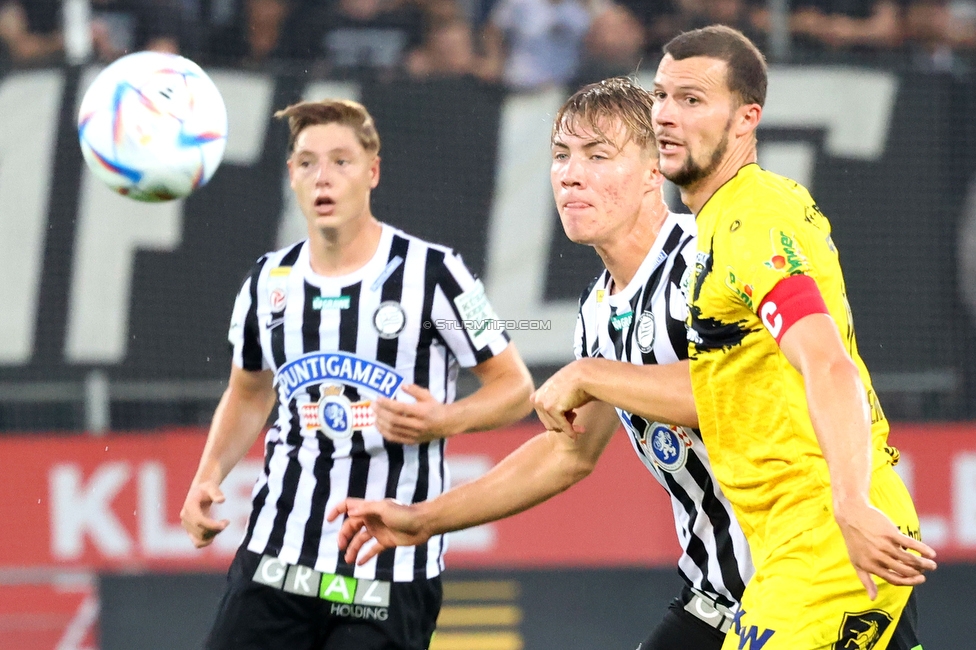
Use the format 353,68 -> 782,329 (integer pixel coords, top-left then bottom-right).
756,274 -> 829,344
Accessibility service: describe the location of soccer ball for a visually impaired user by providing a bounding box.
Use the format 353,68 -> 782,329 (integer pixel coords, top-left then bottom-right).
77,51 -> 228,202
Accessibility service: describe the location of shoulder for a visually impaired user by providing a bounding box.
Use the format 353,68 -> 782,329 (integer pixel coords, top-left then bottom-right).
577,271 -> 609,312
385,225 -> 456,259
707,166 -> 828,243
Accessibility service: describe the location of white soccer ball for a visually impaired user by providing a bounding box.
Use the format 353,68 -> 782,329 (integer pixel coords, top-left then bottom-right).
77,51 -> 228,202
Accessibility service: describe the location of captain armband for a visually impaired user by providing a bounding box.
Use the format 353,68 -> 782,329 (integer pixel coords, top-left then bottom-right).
756,274 -> 829,343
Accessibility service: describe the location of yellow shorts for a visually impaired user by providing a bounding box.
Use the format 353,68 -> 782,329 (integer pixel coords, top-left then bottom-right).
722,467 -> 920,650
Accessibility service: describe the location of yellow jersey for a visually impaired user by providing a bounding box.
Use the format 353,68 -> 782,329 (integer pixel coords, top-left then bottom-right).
689,163 -> 892,554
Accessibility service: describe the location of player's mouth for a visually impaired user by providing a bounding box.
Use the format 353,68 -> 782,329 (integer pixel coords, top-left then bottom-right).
314,196 -> 336,215
656,137 -> 683,155
561,199 -> 593,212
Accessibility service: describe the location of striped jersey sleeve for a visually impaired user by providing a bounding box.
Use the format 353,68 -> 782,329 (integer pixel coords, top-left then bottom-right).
429,251 -> 510,368
229,256 -> 270,371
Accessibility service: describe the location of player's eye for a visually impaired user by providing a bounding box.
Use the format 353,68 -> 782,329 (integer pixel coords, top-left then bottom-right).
553,152 -> 568,161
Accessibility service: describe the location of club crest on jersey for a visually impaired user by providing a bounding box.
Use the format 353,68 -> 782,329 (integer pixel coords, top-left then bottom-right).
832,610 -> 892,650
635,310 -> 655,353
299,384 -> 375,439
276,352 -> 404,401
373,301 -> 406,339
644,424 -> 693,473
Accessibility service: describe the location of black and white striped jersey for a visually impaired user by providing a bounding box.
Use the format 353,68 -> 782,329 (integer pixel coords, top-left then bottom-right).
228,224 -> 510,582
573,211 -> 753,608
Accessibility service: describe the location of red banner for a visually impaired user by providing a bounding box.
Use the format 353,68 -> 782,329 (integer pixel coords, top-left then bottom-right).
1,423 -> 975,574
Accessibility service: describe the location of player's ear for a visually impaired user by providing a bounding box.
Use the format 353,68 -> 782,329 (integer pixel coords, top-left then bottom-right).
645,152 -> 666,191
286,155 -> 298,190
369,155 -> 381,189
733,103 -> 762,138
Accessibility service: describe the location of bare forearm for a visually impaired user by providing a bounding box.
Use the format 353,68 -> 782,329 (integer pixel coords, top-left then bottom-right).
805,358 -> 872,509
444,373 -> 532,435
445,345 -> 533,435
194,386 -> 275,485
417,432 -> 592,536
576,358 -> 698,427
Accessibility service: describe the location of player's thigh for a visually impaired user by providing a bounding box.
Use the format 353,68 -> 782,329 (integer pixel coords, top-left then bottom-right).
721,524 -> 912,650
206,549 -> 321,650
637,599 -> 727,650
322,576 -> 442,650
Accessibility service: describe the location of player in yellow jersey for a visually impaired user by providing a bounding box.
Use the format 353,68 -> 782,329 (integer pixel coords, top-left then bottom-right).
528,25 -> 938,650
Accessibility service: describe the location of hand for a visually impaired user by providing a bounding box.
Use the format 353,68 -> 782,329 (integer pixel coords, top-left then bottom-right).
180,481 -> 230,548
374,384 -> 453,444
530,360 -> 595,436
835,502 -> 937,600
327,498 -> 430,565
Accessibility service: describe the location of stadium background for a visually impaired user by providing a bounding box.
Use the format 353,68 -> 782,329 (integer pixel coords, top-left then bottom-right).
4,5 -> 976,647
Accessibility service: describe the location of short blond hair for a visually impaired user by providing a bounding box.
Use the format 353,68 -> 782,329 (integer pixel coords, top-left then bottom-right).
274,99 -> 381,155
553,77 -> 657,154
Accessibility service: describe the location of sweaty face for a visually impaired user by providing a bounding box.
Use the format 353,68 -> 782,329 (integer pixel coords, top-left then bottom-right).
550,118 -> 655,247
288,123 -> 379,233
652,54 -> 736,189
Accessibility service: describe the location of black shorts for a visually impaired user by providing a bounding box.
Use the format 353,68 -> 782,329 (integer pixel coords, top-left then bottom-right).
636,590 -> 727,650
205,548 -> 442,650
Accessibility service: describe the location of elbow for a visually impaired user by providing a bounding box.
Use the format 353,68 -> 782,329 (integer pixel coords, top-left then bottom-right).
571,455 -> 597,483
505,366 -> 535,422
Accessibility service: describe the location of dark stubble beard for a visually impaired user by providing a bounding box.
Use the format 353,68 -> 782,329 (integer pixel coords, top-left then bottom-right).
661,116 -> 732,189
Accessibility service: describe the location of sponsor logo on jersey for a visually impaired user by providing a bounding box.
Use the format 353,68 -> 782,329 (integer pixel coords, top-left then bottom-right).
276,352 -> 404,401
732,608 -> 776,649
299,384 -> 374,437
453,279 -> 502,349
765,229 -> 807,275
610,309 -> 634,331
724,268 -> 754,309
312,295 -> 351,310
635,310 -> 655,353
253,555 -> 390,621
832,610 -> 892,649
373,301 -> 406,339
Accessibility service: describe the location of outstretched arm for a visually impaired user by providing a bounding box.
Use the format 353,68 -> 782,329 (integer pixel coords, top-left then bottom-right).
180,365 -> 276,548
780,313 -> 937,598
374,343 -> 533,444
532,357 -> 697,436
328,400 -> 621,564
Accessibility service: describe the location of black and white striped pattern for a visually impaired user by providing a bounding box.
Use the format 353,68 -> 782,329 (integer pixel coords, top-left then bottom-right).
228,224 -> 510,582
574,212 -> 753,607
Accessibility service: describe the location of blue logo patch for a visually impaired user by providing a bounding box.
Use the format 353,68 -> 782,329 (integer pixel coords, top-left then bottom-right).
276,352 -> 404,401
649,425 -> 688,473
319,394 -> 352,440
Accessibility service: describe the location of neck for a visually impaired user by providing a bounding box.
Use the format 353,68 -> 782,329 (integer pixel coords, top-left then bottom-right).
595,196 -> 670,292
681,139 -> 758,214
307,214 -> 383,276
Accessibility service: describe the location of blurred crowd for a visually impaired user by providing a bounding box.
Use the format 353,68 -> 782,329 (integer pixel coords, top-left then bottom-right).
3,0 -> 976,84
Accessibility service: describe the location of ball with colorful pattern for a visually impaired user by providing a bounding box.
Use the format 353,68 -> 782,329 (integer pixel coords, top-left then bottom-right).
77,51 -> 227,202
